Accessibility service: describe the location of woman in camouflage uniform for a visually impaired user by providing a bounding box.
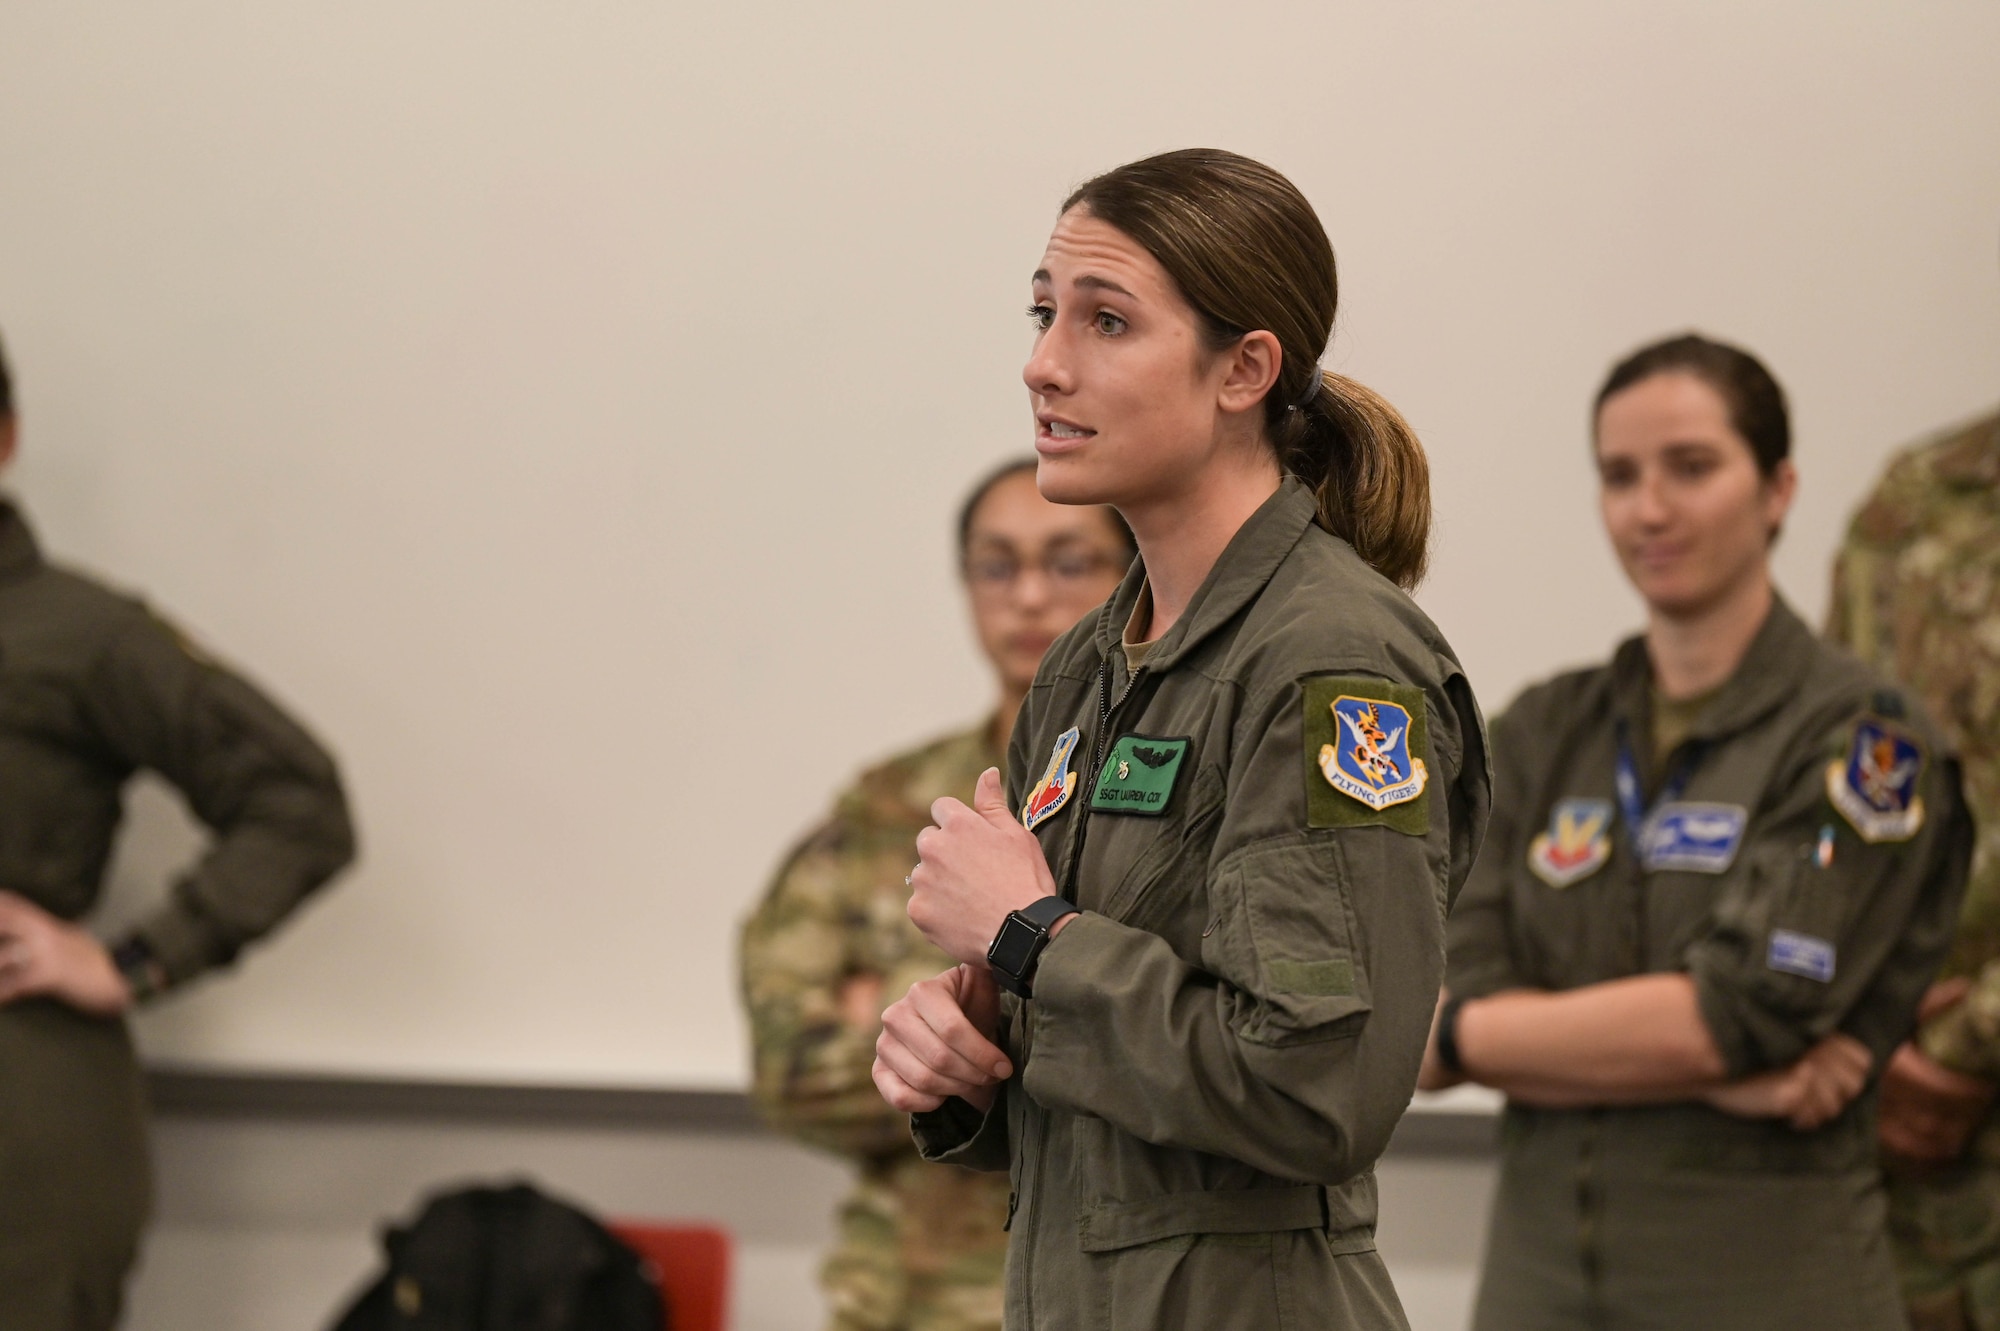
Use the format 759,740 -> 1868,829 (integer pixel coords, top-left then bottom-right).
1428,334 -> 1975,1330
739,460 -> 1131,1331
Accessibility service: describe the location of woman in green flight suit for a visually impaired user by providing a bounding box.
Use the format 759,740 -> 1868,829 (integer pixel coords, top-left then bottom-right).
870,149 -> 1492,1330
1425,333 -> 1974,1330
0,334 -> 356,1331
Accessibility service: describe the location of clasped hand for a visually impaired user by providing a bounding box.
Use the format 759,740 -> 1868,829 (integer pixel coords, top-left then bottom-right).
1703,1032 -> 1873,1131
0,891 -> 132,1015
871,767 -> 1054,1117
905,767 -> 1056,966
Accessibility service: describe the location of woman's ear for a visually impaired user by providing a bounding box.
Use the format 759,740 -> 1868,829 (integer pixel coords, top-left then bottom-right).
1762,457 -> 1798,544
1215,330 -> 1283,417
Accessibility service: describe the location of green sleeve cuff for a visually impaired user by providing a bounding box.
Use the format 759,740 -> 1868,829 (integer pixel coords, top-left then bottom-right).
912,1090 -> 1010,1172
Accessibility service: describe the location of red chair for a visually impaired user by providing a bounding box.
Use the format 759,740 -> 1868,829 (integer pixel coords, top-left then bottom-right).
607,1222 -> 732,1331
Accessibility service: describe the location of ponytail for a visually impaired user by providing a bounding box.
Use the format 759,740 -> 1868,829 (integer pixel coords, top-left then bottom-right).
1275,370 -> 1432,590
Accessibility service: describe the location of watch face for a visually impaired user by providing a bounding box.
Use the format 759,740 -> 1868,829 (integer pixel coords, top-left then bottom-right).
988,914 -> 1041,976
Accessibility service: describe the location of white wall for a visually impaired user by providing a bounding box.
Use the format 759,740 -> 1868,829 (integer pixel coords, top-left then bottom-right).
0,1 -> 1996,1086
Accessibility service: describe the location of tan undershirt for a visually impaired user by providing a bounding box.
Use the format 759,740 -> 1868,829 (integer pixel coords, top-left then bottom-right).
1649,681 -> 1724,781
1122,580 -> 1160,673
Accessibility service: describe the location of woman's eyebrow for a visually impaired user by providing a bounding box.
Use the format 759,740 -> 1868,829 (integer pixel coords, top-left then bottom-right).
1030,269 -> 1135,298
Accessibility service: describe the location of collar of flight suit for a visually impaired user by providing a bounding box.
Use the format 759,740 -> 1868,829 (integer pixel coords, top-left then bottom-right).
1606,594 -> 1821,760
1090,476 -> 1318,676
0,500 -> 42,584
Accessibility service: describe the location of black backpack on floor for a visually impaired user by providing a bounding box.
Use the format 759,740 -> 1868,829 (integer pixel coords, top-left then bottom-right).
329,1181 -> 667,1331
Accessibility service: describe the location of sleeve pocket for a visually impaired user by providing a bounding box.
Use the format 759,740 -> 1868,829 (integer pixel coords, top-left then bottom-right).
1203,834 -> 1370,1048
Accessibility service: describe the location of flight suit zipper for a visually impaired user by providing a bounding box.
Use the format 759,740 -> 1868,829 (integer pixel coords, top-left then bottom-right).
1022,657 -> 1144,1328
1057,658 -> 1146,901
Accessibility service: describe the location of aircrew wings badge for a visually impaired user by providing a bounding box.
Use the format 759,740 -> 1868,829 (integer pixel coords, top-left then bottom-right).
1319,695 -> 1429,811
1826,718 -> 1925,843
1021,727 -> 1082,831
1528,798 -> 1613,888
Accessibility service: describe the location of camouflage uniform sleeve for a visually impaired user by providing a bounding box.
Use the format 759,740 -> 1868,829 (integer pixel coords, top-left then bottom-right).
81,609 -> 357,989
739,807 -> 912,1160
1920,960 -> 2000,1080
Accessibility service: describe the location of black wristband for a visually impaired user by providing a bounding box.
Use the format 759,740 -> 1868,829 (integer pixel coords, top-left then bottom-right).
1435,994 -> 1470,1077
111,936 -> 168,1004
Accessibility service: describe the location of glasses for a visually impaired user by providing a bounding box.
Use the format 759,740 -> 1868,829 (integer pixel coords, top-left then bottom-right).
964,549 -> 1128,592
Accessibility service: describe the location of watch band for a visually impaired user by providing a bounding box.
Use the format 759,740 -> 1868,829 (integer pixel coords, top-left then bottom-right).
111,936 -> 169,1004
1434,994 -> 1470,1076
1018,895 -> 1080,932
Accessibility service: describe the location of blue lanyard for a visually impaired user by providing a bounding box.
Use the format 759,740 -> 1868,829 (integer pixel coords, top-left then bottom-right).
1613,719 -> 1704,854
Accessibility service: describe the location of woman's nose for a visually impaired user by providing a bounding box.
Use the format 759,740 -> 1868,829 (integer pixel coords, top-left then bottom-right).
1023,325 -> 1072,396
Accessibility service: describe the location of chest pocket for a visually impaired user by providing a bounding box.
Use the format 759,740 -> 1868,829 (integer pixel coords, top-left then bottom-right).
1096,765 -> 1226,945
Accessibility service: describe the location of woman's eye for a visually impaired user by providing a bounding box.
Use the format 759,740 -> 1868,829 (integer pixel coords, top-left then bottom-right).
1026,304 -> 1054,331
1671,456 -> 1716,480
1094,310 -> 1127,336
1599,464 -> 1636,490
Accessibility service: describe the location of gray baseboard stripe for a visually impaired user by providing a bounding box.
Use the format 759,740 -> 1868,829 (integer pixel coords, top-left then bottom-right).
145,1069 -> 1498,1156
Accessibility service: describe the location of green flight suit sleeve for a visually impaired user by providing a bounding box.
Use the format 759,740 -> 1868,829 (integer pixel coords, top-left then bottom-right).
1684,713 -> 1972,1076
740,811 -> 920,1160
1014,671 -> 1476,1184
81,610 -> 356,989
1445,694 -> 1536,999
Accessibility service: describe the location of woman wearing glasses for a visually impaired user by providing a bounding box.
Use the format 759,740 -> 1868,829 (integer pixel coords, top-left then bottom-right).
740,460 -> 1131,1331
871,149 -> 1491,1329
1427,334 -> 1974,1330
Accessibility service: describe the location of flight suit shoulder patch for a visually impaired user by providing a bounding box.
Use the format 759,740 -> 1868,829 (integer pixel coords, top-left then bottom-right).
1825,715 -> 1926,843
1301,674 -> 1430,835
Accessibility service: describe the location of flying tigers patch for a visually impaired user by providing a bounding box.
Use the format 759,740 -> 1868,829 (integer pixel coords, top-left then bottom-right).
1826,717 -> 1926,843
1302,675 -> 1431,836
1090,734 -> 1190,816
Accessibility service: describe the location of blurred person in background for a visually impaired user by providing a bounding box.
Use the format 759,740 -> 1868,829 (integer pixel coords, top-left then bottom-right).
1830,403 -> 2000,1331
1426,333 -> 1973,1330
0,329 -> 357,1330
739,459 -> 1132,1331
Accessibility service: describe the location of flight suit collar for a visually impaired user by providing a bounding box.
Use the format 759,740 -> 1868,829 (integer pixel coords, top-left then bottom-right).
1608,595 -> 1819,753
1092,477 -> 1317,675
0,500 -> 42,584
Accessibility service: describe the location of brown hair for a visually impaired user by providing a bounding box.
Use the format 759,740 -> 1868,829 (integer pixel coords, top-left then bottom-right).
1062,149 -> 1431,588
1594,332 -> 1790,477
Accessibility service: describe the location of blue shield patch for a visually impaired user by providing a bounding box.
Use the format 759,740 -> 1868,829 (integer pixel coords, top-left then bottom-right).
1317,695 -> 1429,812
1767,929 -> 1836,983
1638,802 -> 1747,874
1826,718 -> 1926,843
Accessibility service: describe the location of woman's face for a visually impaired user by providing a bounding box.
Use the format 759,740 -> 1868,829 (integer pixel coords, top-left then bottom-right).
963,469 -> 1131,697
1022,208 -> 1260,512
1594,371 -> 1795,620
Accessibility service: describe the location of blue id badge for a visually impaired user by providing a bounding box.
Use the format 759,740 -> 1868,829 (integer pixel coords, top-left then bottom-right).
1767,929 -> 1836,983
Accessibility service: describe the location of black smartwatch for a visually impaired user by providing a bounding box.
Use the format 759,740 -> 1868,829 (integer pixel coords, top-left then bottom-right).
986,896 -> 1080,998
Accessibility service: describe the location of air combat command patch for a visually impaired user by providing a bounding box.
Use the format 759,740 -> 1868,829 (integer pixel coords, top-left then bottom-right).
1021,727 -> 1082,831
1528,798 -> 1613,888
1302,675 -> 1430,835
1826,717 -> 1925,843
1090,734 -> 1189,816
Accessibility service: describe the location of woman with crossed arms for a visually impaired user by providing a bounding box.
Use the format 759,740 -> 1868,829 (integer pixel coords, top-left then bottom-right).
1426,334 -> 1974,1330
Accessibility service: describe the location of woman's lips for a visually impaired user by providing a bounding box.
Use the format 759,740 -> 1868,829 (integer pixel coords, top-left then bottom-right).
1036,418 -> 1096,455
